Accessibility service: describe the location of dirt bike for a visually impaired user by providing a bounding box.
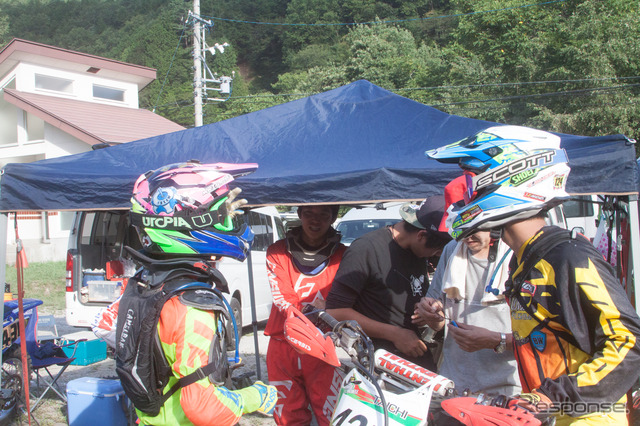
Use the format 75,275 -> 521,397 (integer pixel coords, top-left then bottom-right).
285,305 -> 554,426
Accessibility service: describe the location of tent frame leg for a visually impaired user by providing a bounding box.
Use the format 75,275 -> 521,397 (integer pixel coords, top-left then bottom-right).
244,248 -> 263,381
626,194 -> 640,315
0,212 -> 6,388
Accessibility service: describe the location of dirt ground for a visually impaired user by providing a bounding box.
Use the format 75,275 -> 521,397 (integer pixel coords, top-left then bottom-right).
10,310 -> 275,426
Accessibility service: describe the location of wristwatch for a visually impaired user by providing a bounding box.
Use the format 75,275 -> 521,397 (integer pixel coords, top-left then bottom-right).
494,333 -> 507,353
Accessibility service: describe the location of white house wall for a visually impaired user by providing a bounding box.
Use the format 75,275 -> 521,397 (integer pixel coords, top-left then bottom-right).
0,97 -> 17,144
0,58 -> 135,264
6,212 -> 72,265
44,124 -> 89,157
15,62 -> 139,108
0,40 -> 168,265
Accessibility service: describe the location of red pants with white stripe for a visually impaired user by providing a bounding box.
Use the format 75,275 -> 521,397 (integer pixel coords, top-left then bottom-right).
266,338 -> 344,425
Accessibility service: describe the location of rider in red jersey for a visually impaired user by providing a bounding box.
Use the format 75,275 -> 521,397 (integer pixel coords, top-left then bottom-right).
265,205 -> 346,425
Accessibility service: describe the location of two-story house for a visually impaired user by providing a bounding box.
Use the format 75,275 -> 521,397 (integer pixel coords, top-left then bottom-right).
0,38 -> 185,263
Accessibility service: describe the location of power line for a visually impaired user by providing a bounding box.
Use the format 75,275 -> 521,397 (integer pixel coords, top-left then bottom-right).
203,0 -> 566,27
446,96 -> 640,114
153,23 -> 188,113
429,83 -> 640,107
395,76 -> 640,93
155,76 -> 640,103
149,82 -> 640,112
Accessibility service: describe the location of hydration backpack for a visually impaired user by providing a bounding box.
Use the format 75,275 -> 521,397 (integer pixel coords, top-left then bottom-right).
115,249 -> 234,416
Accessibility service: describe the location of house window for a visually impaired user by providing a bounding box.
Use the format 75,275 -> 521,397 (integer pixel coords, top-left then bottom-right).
93,85 -> 125,102
35,74 -> 73,93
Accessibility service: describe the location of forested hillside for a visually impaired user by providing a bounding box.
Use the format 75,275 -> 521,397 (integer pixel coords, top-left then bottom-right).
1,0 -> 639,147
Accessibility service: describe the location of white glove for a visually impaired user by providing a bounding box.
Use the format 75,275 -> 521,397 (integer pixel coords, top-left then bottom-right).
225,187 -> 248,219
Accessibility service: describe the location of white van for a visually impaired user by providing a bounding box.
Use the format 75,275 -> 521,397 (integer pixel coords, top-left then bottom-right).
561,195 -> 600,241
335,202 -> 569,243
64,207 -> 285,336
335,203 -> 403,245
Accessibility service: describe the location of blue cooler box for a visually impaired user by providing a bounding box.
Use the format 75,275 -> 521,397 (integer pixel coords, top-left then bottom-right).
60,330 -> 107,365
67,377 -> 130,426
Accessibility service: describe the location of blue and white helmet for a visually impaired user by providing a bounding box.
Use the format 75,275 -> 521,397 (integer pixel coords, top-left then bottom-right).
426,125 -> 571,239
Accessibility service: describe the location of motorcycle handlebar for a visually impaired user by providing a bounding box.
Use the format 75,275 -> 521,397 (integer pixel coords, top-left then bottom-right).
317,310 -> 340,330
302,306 -> 374,367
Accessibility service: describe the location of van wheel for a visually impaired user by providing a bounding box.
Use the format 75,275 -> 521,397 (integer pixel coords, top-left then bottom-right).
226,297 -> 242,351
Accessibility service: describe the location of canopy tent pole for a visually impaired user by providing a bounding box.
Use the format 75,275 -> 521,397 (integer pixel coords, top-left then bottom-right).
0,212 -> 6,388
627,195 -> 640,315
0,213 -> 6,296
244,248 -> 262,381
240,211 -> 263,381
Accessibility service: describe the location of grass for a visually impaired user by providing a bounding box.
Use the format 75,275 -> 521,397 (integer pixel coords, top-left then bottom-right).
6,261 -> 66,313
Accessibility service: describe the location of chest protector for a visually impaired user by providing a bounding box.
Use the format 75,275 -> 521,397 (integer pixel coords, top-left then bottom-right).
115,250 -> 232,416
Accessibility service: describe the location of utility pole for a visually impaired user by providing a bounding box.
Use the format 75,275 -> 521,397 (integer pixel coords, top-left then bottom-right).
193,0 -> 203,127
190,0 -> 233,127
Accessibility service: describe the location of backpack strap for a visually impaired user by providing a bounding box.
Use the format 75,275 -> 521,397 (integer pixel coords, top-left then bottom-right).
158,283 -> 232,404
510,229 -> 581,348
160,362 -> 221,405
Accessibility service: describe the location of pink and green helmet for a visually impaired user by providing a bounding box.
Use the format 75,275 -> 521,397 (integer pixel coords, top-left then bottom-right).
130,161 -> 257,260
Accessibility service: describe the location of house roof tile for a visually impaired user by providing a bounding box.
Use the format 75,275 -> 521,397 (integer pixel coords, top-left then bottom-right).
0,38 -> 156,88
4,89 -> 185,145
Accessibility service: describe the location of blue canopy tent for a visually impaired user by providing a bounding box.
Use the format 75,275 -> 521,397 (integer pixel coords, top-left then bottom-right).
0,80 -> 638,377
0,80 -> 637,212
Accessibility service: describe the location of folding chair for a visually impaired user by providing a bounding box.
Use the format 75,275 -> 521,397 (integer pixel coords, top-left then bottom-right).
35,314 -> 59,342
23,305 -> 86,411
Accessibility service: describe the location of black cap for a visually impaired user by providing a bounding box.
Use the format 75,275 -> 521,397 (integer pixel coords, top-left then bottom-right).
400,195 -> 446,232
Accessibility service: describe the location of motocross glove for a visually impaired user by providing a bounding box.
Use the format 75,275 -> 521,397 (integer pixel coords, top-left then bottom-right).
225,187 -> 248,219
509,390 -> 553,412
252,381 -> 278,416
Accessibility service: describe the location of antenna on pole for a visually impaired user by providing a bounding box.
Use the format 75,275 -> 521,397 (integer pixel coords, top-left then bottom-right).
189,0 -> 233,127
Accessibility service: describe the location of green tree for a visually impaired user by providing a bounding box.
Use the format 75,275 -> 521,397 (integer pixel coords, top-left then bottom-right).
344,24 -> 422,88
282,0 -> 343,65
0,5 -> 8,44
274,24 -> 424,93
410,0 -> 640,144
110,1 -> 194,126
206,0 -> 289,91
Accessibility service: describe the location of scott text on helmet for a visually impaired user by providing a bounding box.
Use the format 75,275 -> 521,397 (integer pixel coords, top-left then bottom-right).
475,150 -> 556,190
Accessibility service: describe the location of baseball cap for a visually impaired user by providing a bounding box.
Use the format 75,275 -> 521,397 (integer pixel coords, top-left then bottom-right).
400,195 -> 446,232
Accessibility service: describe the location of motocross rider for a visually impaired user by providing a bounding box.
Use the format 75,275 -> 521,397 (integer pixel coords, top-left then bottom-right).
264,204 -> 346,425
118,161 -> 277,426
427,125 -> 640,425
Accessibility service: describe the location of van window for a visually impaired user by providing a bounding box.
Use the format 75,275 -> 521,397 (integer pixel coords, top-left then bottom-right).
248,212 -> 273,251
80,212 -> 97,245
337,219 -> 397,244
563,196 -> 595,218
81,211 -> 123,246
79,211 -> 125,270
92,212 -> 121,246
274,216 -> 285,240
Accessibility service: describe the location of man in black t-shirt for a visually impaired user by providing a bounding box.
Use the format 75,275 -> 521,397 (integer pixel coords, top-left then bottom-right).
326,196 -> 451,369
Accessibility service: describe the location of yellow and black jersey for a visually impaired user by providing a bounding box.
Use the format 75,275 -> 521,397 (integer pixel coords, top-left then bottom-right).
506,226 -> 640,409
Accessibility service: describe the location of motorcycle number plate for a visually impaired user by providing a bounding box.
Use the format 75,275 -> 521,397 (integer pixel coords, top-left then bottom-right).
331,369 -> 431,426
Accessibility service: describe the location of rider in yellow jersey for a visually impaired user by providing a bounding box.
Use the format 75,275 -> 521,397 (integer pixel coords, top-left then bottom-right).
426,125 -> 640,425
